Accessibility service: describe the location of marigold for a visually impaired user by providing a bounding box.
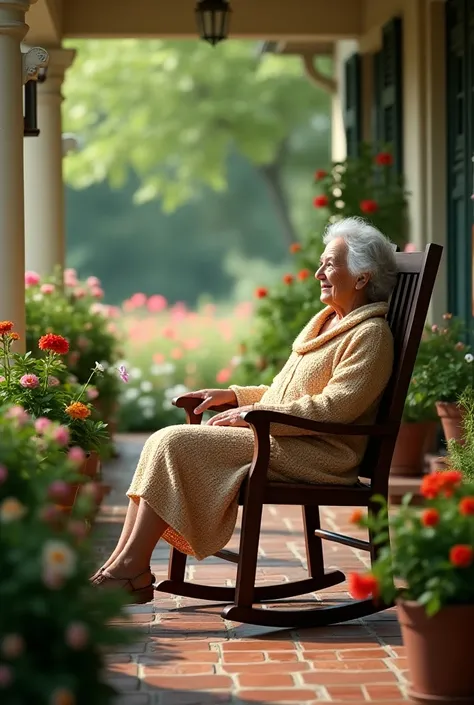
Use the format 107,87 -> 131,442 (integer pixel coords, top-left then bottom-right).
255,287 -> 268,299
313,195 -> 329,208
459,497 -> 474,516
282,274 -> 294,285
349,509 -> 364,524
449,544 -> 474,568
38,333 -> 69,355
297,268 -> 311,281
10,332 -> 20,340
289,243 -> 302,254
360,199 -> 379,214
420,470 -> 463,499
348,572 -> 379,600
65,402 -> 91,420
374,152 -> 393,166
421,508 -> 439,527
0,321 -> 14,335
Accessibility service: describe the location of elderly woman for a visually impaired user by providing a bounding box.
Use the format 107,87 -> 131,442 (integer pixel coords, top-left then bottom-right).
93,217 -> 397,603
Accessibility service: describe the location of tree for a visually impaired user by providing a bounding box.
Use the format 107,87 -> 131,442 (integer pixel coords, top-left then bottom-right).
63,39 -> 331,245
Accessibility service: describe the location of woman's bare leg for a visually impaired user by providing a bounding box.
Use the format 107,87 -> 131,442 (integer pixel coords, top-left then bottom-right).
91,498 -> 139,578
96,498 -> 169,589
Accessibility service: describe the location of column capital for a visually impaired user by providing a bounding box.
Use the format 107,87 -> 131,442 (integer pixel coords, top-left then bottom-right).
32,45 -> 76,97
0,0 -> 35,41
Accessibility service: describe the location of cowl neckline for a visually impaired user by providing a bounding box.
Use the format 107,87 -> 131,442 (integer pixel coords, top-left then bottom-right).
292,302 -> 389,355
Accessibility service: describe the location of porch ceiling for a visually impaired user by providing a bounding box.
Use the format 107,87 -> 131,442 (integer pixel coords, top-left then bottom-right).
25,0 -> 363,44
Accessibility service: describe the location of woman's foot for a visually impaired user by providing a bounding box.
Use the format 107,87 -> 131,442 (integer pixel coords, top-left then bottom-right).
93,567 -> 155,604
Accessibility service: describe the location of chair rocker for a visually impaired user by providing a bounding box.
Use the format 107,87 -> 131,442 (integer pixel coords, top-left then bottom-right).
155,243 -> 443,628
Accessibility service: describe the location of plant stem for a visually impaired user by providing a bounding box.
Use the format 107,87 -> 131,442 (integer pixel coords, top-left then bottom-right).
73,369 -> 97,403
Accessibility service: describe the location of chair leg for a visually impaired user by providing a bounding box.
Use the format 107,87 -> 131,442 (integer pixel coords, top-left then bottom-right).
168,547 -> 187,581
233,499 -> 265,608
302,505 -> 325,582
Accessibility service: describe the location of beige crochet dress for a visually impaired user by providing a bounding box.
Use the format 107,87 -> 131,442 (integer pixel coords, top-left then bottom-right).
127,302 -> 394,560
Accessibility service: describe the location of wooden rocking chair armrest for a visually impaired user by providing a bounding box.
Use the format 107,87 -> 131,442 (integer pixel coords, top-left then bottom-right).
172,395 -> 237,425
240,409 -> 395,437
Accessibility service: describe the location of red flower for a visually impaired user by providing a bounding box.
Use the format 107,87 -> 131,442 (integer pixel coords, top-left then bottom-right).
421,508 -> 439,527
360,199 -> 379,214
314,169 -> 328,181
297,269 -> 311,281
420,470 -> 463,499
289,243 -> 302,254
459,497 -> 474,516
313,195 -> 329,208
0,321 -> 14,335
348,572 -> 379,600
349,509 -> 364,524
450,544 -> 474,568
38,333 -> 70,355
10,332 -> 20,341
282,274 -> 294,285
374,152 -> 393,166
255,287 -> 268,299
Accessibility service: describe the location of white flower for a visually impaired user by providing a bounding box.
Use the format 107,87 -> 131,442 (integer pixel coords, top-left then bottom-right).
465,354 -> 474,363
0,498 -> 27,523
123,387 -> 140,402
164,384 -> 189,400
151,363 -> 175,376
142,408 -> 155,419
137,396 -> 155,409
130,367 -> 142,379
42,540 -> 76,578
231,356 -> 242,367
94,361 -> 105,372
140,380 -> 153,393
33,293 -> 43,302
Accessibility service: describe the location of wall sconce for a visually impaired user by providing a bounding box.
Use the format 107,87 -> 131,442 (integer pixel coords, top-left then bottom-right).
195,0 -> 232,46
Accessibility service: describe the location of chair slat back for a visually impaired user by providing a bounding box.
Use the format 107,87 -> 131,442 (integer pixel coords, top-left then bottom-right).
359,244 -> 443,486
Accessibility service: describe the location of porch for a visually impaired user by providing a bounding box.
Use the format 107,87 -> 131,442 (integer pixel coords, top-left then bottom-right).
102,435 -> 408,705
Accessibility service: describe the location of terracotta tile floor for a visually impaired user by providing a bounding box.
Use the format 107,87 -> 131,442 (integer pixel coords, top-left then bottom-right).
97,434 -> 408,704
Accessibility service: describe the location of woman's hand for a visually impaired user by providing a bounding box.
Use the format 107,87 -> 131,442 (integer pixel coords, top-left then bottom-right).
180,388 -> 238,415
206,405 -> 254,427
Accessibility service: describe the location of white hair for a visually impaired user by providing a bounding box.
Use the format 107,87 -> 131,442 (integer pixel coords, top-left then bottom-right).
322,217 -> 398,303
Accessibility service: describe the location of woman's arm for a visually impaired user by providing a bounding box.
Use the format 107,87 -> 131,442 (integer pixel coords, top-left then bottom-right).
228,384 -> 269,407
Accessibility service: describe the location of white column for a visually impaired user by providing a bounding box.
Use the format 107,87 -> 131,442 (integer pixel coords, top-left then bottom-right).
24,46 -> 75,276
0,0 -> 38,345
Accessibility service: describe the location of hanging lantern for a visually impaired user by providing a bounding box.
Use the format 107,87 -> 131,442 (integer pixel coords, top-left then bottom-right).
23,79 -> 40,137
195,0 -> 232,46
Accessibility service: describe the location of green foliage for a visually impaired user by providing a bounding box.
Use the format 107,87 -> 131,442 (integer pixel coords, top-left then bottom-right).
313,144 -> 409,247
63,39 -> 330,211
0,409 -> 132,704
446,388 -> 474,483
352,472 -> 474,616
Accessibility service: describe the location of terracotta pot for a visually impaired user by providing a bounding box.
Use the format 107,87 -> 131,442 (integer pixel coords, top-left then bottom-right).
436,402 -> 464,444
391,422 -> 435,477
398,600 -> 474,703
79,450 -> 100,479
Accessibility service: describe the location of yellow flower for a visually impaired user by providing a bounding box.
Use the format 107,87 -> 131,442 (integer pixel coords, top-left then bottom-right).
42,540 -> 76,578
65,402 -> 91,420
0,497 -> 26,523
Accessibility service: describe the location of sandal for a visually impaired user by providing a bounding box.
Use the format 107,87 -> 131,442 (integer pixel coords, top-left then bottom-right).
90,566 -> 156,586
94,568 -> 155,604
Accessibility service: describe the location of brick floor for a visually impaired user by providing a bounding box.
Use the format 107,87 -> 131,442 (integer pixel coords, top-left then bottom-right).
97,434 -> 408,705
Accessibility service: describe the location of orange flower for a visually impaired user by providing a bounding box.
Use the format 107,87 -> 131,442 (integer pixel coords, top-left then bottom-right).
282,274 -> 294,285
65,402 -> 91,420
459,497 -> 474,516
349,509 -> 363,524
313,195 -> 329,208
0,321 -> 14,335
38,333 -> 69,355
442,313 -> 453,320
455,342 -> 465,351
450,544 -> 474,568
314,169 -> 328,181
360,199 -> 379,214
297,269 -> 311,281
289,243 -> 302,254
374,152 -> 393,166
10,332 -> 20,340
255,287 -> 268,299
348,572 -> 379,600
421,508 -> 439,527
420,470 -> 463,499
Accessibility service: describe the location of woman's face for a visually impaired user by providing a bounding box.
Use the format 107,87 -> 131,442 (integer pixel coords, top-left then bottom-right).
315,237 -> 369,316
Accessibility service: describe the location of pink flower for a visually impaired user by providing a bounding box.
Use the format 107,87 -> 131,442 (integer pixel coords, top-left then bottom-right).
77,336 -> 89,350
19,373 -> 40,389
48,480 -> 71,502
68,446 -> 86,464
1,634 -> 24,659
216,368 -> 232,384
147,294 -> 167,313
53,425 -> 70,446
107,323 -> 117,335
0,465 -> 7,484
65,622 -> 89,650
153,353 -> 165,364
161,327 -> 176,339
171,348 -> 183,360
0,376 -> 5,383
40,283 -> 55,295
404,243 -> 418,253
184,338 -> 201,351
40,504 -> 63,525
130,292 -> 147,308
42,568 -> 64,590
118,365 -> 129,383
35,417 -> 52,434
64,268 -> 78,287
74,287 -> 86,299
5,405 -> 29,425
68,352 -> 80,366
86,387 -> 99,400
91,287 -> 104,299
48,376 -> 60,387
64,268 -> 77,278
0,664 -> 13,687
25,270 -> 40,287
68,519 -> 88,541
86,276 -> 101,288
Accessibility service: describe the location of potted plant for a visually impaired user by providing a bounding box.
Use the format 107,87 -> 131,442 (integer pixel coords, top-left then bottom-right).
410,315 -> 474,444
349,399 -> 474,703
0,406 -> 134,704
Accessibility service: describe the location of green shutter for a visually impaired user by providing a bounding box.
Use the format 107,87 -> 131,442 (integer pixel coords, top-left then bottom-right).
372,17 -> 403,172
344,53 -> 362,158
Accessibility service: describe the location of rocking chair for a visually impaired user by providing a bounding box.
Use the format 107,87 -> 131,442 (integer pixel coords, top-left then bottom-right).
156,243 -> 443,628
